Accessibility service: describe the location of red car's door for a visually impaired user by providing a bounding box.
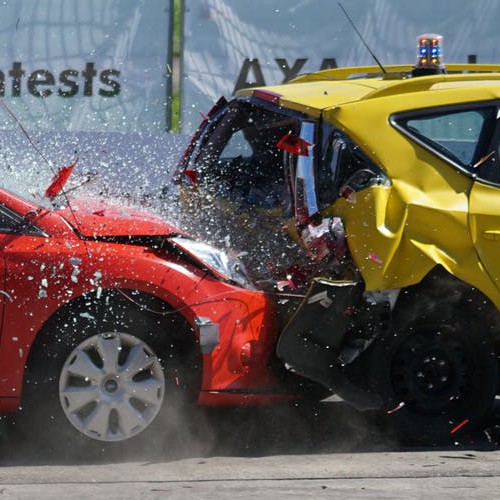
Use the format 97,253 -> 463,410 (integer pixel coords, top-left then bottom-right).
0,207 -> 20,334
0,233 -> 5,332
0,201 -> 48,337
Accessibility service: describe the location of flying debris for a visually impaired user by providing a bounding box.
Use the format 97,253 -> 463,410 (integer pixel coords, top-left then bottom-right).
45,160 -> 78,200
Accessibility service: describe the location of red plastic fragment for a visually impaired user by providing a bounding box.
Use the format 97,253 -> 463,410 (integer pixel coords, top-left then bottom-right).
367,252 -> 383,265
252,89 -> 281,104
45,159 -> 78,200
450,418 -> 469,434
276,134 -> 313,157
182,169 -> 198,187
340,185 -> 354,199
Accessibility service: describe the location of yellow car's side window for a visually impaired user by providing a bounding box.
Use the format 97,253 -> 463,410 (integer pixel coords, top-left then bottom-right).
393,103 -> 499,185
407,110 -> 483,165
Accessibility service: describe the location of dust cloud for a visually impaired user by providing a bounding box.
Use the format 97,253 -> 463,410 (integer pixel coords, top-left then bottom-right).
0,399 -> 401,466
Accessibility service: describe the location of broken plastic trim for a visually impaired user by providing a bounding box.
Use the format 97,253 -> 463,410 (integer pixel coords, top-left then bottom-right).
252,89 -> 282,105
45,160 -> 79,200
276,278 -> 387,410
277,133 -> 313,157
196,317 -> 220,354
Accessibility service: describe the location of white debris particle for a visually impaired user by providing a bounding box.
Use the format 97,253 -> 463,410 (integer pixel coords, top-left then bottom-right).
69,257 -> 82,266
18,348 -> 23,358
11,337 -> 18,342
96,286 -> 103,299
27,276 -> 34,281
90,270 -> 103,286
38,289 -> 48,298
79,312 -> 95,320
41,278 -> 48,287
71,268 -> 80,283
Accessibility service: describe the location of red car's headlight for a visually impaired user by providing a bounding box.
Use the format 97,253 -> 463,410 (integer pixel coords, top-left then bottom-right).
170,236 -> 254,288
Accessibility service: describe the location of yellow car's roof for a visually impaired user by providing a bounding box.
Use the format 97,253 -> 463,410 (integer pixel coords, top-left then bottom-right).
236,64 -> 500,117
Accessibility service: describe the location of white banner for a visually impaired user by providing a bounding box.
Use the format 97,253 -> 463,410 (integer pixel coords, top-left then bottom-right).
182,0 -> 500,133
0,0 -> 172,133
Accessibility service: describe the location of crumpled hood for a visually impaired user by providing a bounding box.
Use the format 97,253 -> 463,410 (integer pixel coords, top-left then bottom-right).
56,200 -> 182,238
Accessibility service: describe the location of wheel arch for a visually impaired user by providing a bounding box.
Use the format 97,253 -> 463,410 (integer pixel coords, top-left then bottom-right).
17,288 -> 204,446
24,287 -> 202,393
392,266 -> 500,358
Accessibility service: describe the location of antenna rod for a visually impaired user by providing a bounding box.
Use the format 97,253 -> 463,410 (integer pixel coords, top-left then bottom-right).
0,98 -> 90,256
338,2 -> 387,74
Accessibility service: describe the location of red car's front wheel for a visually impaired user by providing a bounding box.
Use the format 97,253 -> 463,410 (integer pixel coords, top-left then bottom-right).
20,290 -> 201,455
58,332 -> 165,442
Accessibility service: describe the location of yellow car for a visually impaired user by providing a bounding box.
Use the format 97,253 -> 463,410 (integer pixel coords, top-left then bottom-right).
177,42 -> 500,443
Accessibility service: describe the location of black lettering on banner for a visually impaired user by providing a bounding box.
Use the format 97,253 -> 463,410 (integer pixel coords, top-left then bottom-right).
234,57 -> 338,94
9,62 -> 25,97
320,58 -> 338,70
82,62 -> 97,96
28,69 -> 55,97
99,69 -> 121,97
58,69 -> 79,97
0,61 -> 121,98
233,58 -> 266,94
275,58 -> 307,82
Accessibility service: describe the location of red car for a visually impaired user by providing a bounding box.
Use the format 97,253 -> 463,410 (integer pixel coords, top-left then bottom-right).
0,181 -> 304,448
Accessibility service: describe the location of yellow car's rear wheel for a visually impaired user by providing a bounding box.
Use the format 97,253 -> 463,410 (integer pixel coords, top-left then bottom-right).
369,304 -> 498,444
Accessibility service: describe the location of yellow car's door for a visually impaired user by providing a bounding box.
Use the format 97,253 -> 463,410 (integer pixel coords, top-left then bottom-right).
469,180 -> 500,295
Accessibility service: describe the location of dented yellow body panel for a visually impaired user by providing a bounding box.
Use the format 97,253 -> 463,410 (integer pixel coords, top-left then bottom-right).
322,84 -> 500,306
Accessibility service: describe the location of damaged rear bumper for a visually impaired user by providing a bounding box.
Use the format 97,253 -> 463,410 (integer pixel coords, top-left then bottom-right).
276,277 -> 392,410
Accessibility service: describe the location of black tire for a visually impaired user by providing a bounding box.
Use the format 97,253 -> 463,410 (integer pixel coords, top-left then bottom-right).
19,290 -> 201,459
368,301 -> 498,445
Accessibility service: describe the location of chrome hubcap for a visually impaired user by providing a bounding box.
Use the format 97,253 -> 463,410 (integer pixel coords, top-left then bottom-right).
59,332 -> 165,442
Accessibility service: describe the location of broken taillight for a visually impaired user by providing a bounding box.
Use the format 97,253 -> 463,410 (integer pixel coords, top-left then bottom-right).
252,89 -> 282,104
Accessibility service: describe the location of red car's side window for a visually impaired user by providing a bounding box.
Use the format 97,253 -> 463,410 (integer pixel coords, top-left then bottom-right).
0,206 -> 21,234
